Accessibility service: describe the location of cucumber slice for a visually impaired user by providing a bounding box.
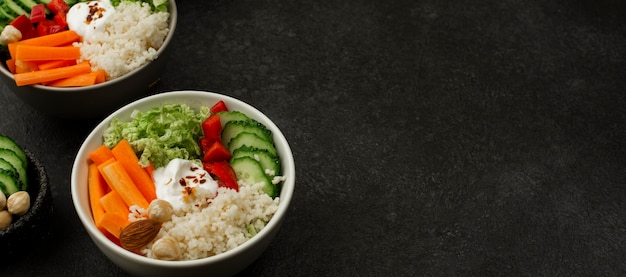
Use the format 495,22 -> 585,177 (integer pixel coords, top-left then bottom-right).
0,168 -> 21,195
4,0 -> 28,16
217,111 -> 251,127
0,5 -> 16,21
0,158 -> 18,178
0,134 -> 27,165
231,146 -> 280,176
221,120 -> 273,146
227,132 -> 277,156
0,148 -> 27,190
16,0 -> 38,9
230,156 -> 277,197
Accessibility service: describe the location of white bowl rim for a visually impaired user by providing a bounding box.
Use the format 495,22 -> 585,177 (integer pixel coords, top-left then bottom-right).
71,90 -> 296,267
0,0 -> 178,93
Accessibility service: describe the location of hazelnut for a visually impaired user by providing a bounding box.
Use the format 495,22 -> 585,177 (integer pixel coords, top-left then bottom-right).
7,191 -> 30,216
147,199 -> 174,223
151,236 -> 181,261
0,210 -> 12,230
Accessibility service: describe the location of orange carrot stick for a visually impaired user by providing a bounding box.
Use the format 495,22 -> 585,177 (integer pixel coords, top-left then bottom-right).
8,30 -> 80,59
88,163 -> 109,230
15,45 -> 81,61
38,59 -> 76,71
5,59 -> 16,74
144,161 -> 156,179
49,71 -> 98,87
100,160 -> 150,209
111,139 -> 157,202
94,69 -> 106,84
97,212 -> 129,239
15,59 -> 40,74
89,145 -> 114,165
100,190 -> 130,219
14,61 -> 91,86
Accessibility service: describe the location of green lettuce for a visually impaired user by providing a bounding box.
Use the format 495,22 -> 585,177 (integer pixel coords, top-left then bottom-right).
103,104 -> 210,169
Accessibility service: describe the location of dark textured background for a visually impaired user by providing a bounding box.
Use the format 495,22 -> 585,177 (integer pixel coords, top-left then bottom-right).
1,0 -> 625,276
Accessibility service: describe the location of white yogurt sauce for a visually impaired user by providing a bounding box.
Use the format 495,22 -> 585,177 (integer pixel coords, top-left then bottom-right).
152,159 -> 218,211
66,0 -> 116,41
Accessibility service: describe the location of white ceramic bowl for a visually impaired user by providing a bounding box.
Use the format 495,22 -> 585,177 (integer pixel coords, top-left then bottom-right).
71,90 -> 295,277
0,1 -> 177,119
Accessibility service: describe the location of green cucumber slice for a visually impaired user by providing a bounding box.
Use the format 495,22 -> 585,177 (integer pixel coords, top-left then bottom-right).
221,120 -> 273,146
0,148 -> 27,190
230,156 -> 277,197
231,146 -> 280,176
0,168 -> 21,195
227,132 -> 277,156
217,111 -> 251,127
0,134 -> 27,165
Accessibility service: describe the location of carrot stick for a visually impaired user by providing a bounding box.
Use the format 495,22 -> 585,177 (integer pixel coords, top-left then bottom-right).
94,69 -> 106,84
8,30 -> 80,59
88,163 -> 109,230
144,161 -> 156,179
38,59 -> 76,71
14,61 -> 91,86
48,71 -> 98,87
6,59 -> 15,74
100,190 -> 129,219
111,139 -> 157,202
97,212 -> 129,239
15,45 -> 81,61
89,145 -> 114,165
15,59 -> 40,74
100,160 -> 150,209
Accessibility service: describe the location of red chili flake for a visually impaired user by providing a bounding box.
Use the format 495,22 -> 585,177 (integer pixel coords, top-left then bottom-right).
190,166 -> 199,171
199,179 -> 207,184
185,175 -> 195,179
178,178 -> 186,186
85,2 -> 108,25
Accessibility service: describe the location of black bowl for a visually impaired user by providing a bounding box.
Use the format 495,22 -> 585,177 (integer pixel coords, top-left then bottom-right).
0,149 -> 52,260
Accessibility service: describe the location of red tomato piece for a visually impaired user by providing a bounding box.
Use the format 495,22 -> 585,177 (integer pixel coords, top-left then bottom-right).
30,4 -> 46,24
47,0 -> 70,14
211,161 -> 238,191
203,141 -> 231,163
201,114 -> 222,142
210,100 -> 228,113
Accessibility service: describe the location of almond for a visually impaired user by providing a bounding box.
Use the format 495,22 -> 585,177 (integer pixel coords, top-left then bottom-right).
119,219 -> 162,250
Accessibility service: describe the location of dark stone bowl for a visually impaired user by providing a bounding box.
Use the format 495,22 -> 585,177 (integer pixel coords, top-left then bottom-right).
0,149 -> 52,260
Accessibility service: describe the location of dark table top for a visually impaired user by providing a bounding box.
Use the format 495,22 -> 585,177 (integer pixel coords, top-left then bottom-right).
1,0 -> 625,276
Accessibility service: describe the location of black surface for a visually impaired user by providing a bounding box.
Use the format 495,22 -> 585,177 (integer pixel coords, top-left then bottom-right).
1,0 -> 625,276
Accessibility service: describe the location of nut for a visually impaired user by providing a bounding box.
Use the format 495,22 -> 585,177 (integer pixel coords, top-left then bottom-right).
0,190 -> 6,210
151,236 -> 181,261
0,210 -> 12,230
119,219 -> 162,250
147,199 -> 174,223
7,191 -> 30,216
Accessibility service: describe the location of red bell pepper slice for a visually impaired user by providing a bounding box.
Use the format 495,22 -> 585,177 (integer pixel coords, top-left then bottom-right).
9,14 -> 34,36
53,11 -> 68,29
201,114 -> 222,142
47,0 -> 70,14
203,141 -> 231,163
36,20 -> 64,36
198,137 -> 214,153
30,4 -> 46,24
210,161 -> 238,191
210,100 -> 228,113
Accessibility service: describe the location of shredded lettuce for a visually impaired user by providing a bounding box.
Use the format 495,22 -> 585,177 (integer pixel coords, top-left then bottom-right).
103,104 -> 211,169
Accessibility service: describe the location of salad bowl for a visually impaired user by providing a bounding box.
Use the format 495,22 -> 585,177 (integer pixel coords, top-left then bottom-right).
0,0 -> 178,119
71,90 -> 295,277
